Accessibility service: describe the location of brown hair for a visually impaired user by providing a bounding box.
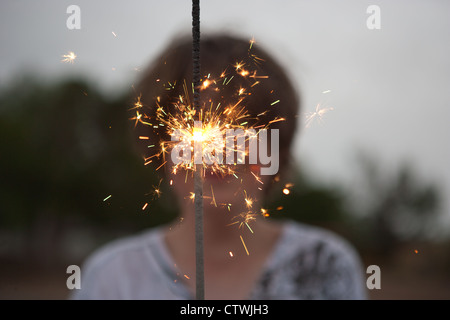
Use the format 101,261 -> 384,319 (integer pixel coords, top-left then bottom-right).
133,34 -> 300,180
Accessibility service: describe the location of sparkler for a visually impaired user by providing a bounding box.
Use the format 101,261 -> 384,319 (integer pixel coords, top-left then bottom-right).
131,0 -> 289,300
192,0 -> 204,300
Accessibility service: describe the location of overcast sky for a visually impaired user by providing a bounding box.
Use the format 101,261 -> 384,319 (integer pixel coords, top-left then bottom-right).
1,0 -> 449,232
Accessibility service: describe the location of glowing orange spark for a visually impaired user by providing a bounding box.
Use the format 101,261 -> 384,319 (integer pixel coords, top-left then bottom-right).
240,235 -> 249,256
202,79 -> 211,90
240,69 -> 249,77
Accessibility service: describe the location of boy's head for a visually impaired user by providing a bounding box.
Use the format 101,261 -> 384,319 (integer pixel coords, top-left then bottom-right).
134,34 -> 300,199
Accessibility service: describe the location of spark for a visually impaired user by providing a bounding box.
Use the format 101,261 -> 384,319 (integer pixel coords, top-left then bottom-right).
130,95 -> 143,110
283,183 -> 294,195
103,195 -> 112,202
305,103 -> 334,129
151,179 -> 163,199
244,196 -> 253,209
285,183 -> 294,188
228,211 -> 257,232
210,185 -> 217,207
270,100 -> 280,106
234,61 -> 245,70
240,69 -> 249,77
251,171 -> 263,184
112,31 -> 117,37
142,203 -> 148,210
130,111 -> 144,127
61,51 -> 77,64
240,235 -> 249,256
249,37 -> 255,50
202,79 -> 211,90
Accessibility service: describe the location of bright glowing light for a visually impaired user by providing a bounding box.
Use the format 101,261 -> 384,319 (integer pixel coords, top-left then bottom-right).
131,38 -> 288,234
192,127 -> 205,142
61,51 -> 77,64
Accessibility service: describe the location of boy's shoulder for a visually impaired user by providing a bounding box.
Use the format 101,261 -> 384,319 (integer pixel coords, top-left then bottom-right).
81,227 -> 161,274
281,220 -> 359,258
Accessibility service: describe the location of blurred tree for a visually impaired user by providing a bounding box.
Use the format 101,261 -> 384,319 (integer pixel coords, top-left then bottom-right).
0,77 -> 177,262
264,166 -> 352,233
351,152 -> 441,256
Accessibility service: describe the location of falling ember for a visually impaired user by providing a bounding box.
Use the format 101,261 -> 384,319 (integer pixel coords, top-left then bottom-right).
229,210 -> 257,229
240,235 -> 250,256
210,185 -> 217,207
142,203 -> 148,210
202,79 -> 211,90
61,51 -> 77,64
285,183 -> 294,188
282,188 -> 290,195
244,194 -> 253,209
270,99 -> 280,106
249,37 -> 255,50
414,249 -> 419,254
240,69 -> 249,77
305,102 -> 334,129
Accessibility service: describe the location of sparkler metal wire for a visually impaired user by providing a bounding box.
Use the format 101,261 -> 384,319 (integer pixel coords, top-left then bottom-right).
192,0 -> 205,300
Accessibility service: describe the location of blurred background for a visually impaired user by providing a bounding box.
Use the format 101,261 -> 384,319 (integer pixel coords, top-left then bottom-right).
1,0 -> 449,299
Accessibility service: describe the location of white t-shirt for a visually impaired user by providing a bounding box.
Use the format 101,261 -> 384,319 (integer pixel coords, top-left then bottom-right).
71,221 -> 367,299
